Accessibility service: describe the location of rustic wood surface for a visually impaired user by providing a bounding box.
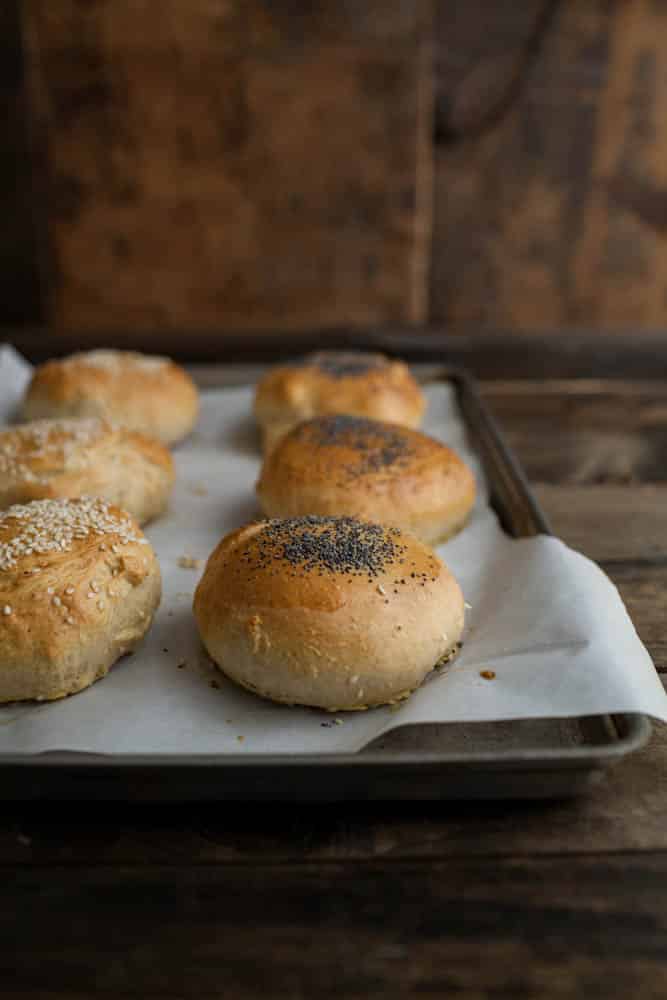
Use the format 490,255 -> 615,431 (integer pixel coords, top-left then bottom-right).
21,0 -> 433,335
6,0 -> 667,335
2,338 -> 667,997
433,0 -> 667,331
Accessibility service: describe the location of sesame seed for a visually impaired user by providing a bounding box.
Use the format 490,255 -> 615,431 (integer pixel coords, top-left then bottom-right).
97,600 -> 105,611
178,555 -> 202,570
86,592 -> 94,599
2,605 -> 11,616
65,586 -> 75,595
0,497 -> 144,572
46,587 -> 54,595
90,582 -> 100,593
52,595 -> 61,607
66,616 -> 75,625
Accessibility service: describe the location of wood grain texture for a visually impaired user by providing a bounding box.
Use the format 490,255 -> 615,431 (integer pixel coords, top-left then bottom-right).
0,1 -> 43,325
433,0 -> 667,331
3,855 -> 667,998
481,380 -> 667,484
1,723 -> 666,868
23,0 -> 433,334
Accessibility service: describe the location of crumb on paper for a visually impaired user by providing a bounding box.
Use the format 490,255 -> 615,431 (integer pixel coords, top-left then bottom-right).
209,679 -> 220,689
237,735 -> 244,743
333,718 -> 343,726
480,669 -> 496,680
177,662 -> 187,670
178,555 -> 203,570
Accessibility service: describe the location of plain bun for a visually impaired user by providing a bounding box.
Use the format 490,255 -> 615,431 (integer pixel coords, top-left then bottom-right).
257,415 -> 475,544
254,351 -> 425,452
21,350 -> 199,445
193,515 -> 464,711
0,497 -> 161,702
0,417 -> 175,525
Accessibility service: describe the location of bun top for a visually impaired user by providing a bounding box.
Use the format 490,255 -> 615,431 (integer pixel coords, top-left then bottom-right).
59,349 -> 170,374
253,350 -> 425,433
197,515 -> 443,613
0,418 -> 108,486
0,496 -> 149,574
0,417 -> 171,488
294,351 -> 392,378
271,414 -> 434,482
21,350 -> 199,445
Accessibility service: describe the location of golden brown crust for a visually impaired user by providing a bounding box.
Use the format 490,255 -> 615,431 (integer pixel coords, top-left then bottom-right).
253,351 -> 425,452
193,516 -> 464,710
256,415 -> 476,544
0,497 -> 161,702
0,418 -> 175,525
21,350 -> 199,445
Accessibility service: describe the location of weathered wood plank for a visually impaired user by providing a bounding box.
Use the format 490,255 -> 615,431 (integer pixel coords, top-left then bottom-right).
533,485 -> 667,562
0,2 -> 43,326
23,0 -> 433,334
433,0 -> 667,331
1,723 -> 666,865
3,855 -> 667,997
481,380 -> 667,484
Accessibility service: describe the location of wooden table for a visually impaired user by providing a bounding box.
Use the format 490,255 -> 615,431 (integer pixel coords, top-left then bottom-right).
3,342 -> 667,998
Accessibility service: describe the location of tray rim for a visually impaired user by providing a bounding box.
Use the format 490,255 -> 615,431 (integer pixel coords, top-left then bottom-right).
0,355 -> 653,792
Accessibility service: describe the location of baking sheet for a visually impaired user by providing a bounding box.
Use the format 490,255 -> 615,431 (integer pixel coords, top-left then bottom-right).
0,345 -> 666,755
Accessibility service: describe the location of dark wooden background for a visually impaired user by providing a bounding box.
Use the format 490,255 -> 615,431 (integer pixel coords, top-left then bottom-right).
4,0 -> 667,344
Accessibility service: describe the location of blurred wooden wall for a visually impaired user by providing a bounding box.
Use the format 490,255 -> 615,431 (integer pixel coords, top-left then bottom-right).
4,0 -> 667,343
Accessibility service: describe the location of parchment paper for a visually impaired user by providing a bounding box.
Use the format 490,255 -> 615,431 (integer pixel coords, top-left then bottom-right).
1,344 -> 665,754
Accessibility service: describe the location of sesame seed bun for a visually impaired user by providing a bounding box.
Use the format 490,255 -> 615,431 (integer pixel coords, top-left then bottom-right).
257,415 -> 476,545
0,497 -> 161,703
193,516 -> 464,711
0,418 -> 174,526
253,351 -> 425,453
20,350 -> 199,446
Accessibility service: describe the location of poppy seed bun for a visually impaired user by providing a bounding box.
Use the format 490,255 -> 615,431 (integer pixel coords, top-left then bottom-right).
257,415 -> 476,545
193,516 -> 464,711
254,351 -> 425,453
0,418 -> 175,525
0,497 -> 161,703
20,350 -> 199,445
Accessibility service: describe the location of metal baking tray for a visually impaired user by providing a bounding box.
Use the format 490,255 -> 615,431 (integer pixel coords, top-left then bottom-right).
0,356 -> 651,800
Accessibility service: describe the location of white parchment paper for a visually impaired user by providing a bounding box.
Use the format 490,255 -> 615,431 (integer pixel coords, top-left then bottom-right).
1,345 -> 665,754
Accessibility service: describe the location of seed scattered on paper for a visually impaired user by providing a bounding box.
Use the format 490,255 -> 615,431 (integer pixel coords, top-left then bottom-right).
178,555 -> 202,570
480,669 -> 496,680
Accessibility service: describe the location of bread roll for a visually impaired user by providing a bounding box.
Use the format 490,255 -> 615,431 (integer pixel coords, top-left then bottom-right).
194,515 -> 464,710
257,415 -> 475,544
254,351 -> 425,452
21,350 -> 199,445
0,497 -> 161,702
0,418 -> 174,525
